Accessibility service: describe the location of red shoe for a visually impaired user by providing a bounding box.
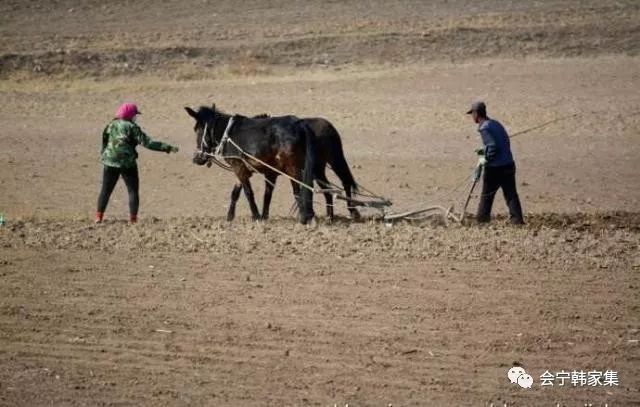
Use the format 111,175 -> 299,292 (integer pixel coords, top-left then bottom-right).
129,214 -> 138,224
95,212 -> 104,224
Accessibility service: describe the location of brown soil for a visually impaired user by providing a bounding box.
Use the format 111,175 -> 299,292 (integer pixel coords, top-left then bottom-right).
1,1 -> 639,406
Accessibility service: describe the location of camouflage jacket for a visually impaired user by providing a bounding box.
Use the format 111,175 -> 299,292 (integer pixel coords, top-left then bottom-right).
100,119 -> 172,168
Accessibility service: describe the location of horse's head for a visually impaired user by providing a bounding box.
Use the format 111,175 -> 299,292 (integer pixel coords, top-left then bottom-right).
185,104 -> 217,166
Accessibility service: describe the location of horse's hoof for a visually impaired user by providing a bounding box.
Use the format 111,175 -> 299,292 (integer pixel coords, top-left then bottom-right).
304,217 -> 318,229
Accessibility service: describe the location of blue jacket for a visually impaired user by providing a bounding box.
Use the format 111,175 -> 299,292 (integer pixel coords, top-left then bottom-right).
478,118 -> 514,167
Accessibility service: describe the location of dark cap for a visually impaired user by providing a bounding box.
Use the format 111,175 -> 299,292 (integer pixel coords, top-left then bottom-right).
466,101 -> 486,115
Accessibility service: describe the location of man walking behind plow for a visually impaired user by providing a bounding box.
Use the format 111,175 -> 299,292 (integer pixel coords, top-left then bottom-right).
467,101 -> 525,225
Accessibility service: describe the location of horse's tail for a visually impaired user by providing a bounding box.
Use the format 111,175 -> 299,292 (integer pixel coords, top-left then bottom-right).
325,122 -> 359,194
301,121 -> 316,222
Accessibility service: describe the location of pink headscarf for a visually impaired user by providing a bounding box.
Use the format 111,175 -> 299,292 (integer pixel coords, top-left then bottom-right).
115,103 -> 141,121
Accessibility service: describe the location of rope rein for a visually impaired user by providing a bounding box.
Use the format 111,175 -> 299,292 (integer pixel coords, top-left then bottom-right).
226,137 -> 317,193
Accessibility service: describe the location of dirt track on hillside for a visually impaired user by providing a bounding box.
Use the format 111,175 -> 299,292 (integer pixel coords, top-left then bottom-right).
2,0 -> 639,80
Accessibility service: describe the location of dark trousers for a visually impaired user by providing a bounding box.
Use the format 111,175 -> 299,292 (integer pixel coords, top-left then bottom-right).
97,165 -> 139,215
477,162 -> 524,224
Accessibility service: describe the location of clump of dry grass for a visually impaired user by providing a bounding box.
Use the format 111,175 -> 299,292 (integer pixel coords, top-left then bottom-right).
227,51 -> 272,77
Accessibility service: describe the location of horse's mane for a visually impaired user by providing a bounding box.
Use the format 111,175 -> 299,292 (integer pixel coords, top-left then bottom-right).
197,105 -> 232,121
197,106 -> 273,125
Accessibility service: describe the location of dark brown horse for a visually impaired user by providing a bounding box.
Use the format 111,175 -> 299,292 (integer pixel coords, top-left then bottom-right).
186,105 -> 316,224
253,114 -> 360,221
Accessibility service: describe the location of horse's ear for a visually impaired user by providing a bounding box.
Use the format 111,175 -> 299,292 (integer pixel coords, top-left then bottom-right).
185,107 -> 198,119
211,103 -> 216,112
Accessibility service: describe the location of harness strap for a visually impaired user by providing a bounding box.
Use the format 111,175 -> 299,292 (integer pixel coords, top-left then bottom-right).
200,123 -> 209,150
215,116 -> 235,157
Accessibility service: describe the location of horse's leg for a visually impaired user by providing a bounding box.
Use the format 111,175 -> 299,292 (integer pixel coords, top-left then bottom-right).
345,184 -> 361,221
290,180 -> 302,216
293,169 -> 314,224
261,172 -> 278,220
285,153 -> 314,223
242,178 -> 261,221
227,183 -> 242,222
315,169 -> 334,221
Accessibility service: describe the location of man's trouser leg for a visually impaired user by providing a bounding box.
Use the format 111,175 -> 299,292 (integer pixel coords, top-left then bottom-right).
476,165 -> 500,223
500,163 -> 525,224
